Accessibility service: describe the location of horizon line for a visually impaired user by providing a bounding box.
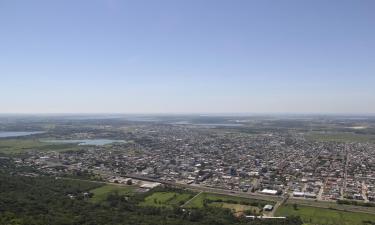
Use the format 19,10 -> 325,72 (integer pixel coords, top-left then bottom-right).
1,112 -> 375,116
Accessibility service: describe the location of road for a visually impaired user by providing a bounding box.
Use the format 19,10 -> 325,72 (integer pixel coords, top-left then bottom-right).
60,172 -> 375,216
341,145 -> 350,200
362,181 -> 369,203
124,174 -> 375,215
181,191 -> 203,208
125,174 -> 283,203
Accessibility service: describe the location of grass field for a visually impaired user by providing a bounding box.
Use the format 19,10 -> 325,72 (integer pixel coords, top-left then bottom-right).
89,184 -> 135,203
0,138 -> 79,154
140,191 -> 194,208
210,202 -> 261,214
276,204 -> 375,225
306,132 -> 375,143
184,192 -> 272,210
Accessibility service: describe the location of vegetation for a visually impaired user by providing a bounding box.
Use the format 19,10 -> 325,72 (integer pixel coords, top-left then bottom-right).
139,190 -> 269,215
140,191 -> 193,208
184,192 -> 273,212
276,204 -> 375,225
89,184 -> 135,203
306,132 -> 375,143
337,199 -> 375,208
0,173 -> 303,225
0,138 -> 79,154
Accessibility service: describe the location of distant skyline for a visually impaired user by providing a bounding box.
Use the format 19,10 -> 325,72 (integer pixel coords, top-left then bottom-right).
1,0 -> 374,114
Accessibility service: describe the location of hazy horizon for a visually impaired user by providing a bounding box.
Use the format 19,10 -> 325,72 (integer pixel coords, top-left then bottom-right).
1,0 -> 374,114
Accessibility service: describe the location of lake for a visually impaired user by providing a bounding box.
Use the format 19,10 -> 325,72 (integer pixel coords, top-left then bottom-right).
0,131 -> 45,138
41,139 -> 126,146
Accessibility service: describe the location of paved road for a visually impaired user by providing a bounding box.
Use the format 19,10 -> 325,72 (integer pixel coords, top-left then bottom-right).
287,198 -> 375,215
270,194 -> 289,216
341,145 -> 349,200
124,174 -> 375,215
59,174 -> 375,216
125,174 -> 283,202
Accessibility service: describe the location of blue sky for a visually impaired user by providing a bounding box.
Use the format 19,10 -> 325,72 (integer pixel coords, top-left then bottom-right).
1,0 -> 374,114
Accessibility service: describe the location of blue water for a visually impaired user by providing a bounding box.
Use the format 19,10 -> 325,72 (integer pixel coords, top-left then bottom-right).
0,131 -> 44,138
41,139 -> 126,146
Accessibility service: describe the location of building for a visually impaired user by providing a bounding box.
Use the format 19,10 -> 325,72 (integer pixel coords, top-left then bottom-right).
263,205 -> 274,211
293,191 -> 305,197
260,189 -> 278,195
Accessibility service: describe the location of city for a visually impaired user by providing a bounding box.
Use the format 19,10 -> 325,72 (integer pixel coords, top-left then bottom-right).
1,0 -> 375,224
3,115 -> 374,214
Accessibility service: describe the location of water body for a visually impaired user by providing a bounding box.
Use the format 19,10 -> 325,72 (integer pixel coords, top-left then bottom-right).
0,131 -> 45,138
41,139 -> 126,146
194,123 -> 244,127
172,121 -> 244,127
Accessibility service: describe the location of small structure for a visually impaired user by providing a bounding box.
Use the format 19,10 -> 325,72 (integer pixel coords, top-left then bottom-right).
140,181 -> 161,189
263,204 -> 274,211
260,189 -> 278,195
293,191 -> 305,197
304,192 -> 317,199
246,216 -> 286,219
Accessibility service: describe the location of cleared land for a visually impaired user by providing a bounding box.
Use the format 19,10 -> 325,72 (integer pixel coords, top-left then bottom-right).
210,202 -> 261,215
140,191 -> 193,208
90,184 -> 135,203
0,138 -> 78,154
276,204 -> 375,225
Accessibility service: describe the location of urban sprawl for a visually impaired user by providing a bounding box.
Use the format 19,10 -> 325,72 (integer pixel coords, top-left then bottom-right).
14,124 -> 375,204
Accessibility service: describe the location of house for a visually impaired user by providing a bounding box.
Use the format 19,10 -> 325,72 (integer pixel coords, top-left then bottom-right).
263,205 -> 274,211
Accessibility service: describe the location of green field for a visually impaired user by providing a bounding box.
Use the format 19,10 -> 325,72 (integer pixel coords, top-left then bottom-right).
0,138 -> 79,154
140,191 -> 194,208
276,204 -> 375,225
306,132 -> 375,143
184,192 -> 273,209
89,184 -> 135,203
210,202 -> 261,214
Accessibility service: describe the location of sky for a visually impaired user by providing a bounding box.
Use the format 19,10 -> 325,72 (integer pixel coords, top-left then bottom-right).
0,0 -> 374,114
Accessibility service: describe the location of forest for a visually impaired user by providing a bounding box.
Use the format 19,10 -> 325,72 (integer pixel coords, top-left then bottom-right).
0,165 -> 303,225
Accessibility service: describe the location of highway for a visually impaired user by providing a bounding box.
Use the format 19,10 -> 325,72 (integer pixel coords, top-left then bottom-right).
60,171 -> 375,216
124,174 -> 375,215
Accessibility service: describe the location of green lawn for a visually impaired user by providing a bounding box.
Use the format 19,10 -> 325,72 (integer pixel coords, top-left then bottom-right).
89,184 -> 135,203
276,204 -> 375,225
0,138 -> 79,154
139,192 -> 194,208
184,192 -> 273,209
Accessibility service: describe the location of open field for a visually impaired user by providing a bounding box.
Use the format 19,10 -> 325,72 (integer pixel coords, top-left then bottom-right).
276,204 -> 375,225
89,184 -> 135,203
140,191 -> 194,208
287,198 -> 375,215
0,138 -> 79,154
184,192 -> 273,209
306,132 -> 375,143
210,202 -> 261,214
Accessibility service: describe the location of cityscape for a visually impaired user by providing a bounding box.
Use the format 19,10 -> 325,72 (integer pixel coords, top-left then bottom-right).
1,0 -> 375,224
23,122 -> 375,203
1,115 -> 374,222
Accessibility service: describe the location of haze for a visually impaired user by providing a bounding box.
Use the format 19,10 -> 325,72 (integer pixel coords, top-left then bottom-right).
1,0 -> 374,114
